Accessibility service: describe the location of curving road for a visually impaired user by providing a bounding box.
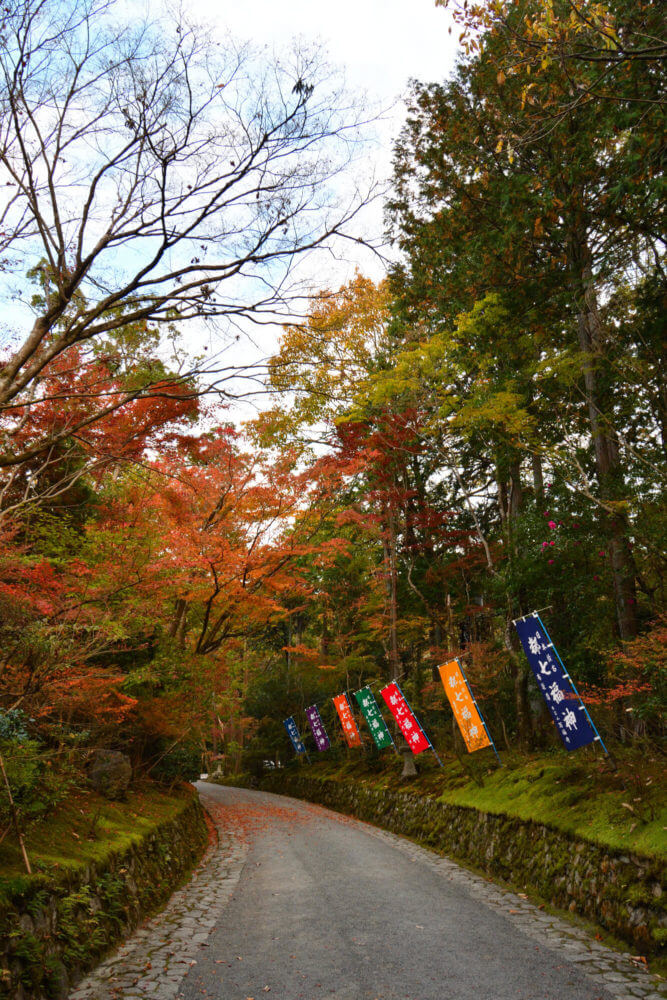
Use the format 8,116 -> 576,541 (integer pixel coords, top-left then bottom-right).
181,784 -> 621,1000
72,782 -> 664,1000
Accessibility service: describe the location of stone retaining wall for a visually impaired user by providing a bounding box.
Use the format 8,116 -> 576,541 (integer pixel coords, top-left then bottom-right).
258,770 -> 666,954
0,793 -> 208,1000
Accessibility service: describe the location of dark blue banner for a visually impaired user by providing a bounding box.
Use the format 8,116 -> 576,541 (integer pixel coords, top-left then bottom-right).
514,614 -> 598,750
283,716 -> 307,754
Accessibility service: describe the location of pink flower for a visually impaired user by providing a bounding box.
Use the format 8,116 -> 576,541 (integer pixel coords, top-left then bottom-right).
598,550 -> 605,556
550,540 -> 555,546
573,522 -> 579,528
548,559 -> 554,564
594,575 -> 599,580
541,542 -> 548,549
548,520 -> 557,529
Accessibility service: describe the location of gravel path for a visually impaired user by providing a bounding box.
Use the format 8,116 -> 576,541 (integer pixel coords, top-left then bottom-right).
69,783 -> 666,1000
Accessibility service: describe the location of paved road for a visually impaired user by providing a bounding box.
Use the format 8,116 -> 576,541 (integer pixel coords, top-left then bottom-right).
71,783 -> 665,1000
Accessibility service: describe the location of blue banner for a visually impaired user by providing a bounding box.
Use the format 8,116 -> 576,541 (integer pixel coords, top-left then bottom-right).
514,613 -> 598,750
283,716 -> 307,755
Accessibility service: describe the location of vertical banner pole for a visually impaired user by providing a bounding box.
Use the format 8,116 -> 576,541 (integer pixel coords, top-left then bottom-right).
299,710 -> 312,764
333,693 -> 363,749
284,715 -> 311,764
305,704 -> 331,752
457,659 -> 503,767
514,612 -> 606,757
354,685 -> 395,752
536,614 -> 615,768
380,681 -> 442,766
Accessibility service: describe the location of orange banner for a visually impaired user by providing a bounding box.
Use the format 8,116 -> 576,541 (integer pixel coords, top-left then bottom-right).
333,694 -> 363,748
438,660 -> 491,753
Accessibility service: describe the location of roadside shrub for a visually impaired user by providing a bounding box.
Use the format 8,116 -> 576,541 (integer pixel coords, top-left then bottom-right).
151,741 -> 201,784
0,710 -> 74,828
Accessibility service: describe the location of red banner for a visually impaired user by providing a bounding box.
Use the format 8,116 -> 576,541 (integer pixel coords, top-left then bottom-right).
380,681 -> 430,754
333,694 -> 363,748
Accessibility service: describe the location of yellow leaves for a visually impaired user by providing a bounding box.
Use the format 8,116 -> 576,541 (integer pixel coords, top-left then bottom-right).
453,390 -> 536,438
520,83 -> 535,110
496,70 -> 506,86
266,273 -> 390,437
533,216 -> 544,238
493,132 -> 515,163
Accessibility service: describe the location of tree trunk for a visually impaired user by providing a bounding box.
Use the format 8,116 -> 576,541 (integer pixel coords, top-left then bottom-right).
496,456 -> 509,528
169,598 -> 187,647
504,615 -> 533,746
573,251 -> 638,638
531,452 -> 544,504
508,459 -> 523,521
320,605 -> 329,659
384,505 -> 416,778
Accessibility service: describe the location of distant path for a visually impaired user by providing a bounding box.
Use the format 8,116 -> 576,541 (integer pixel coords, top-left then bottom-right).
71,783 -> 665,1000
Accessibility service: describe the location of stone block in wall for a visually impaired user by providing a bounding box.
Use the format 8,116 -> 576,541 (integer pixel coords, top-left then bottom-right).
0,795 -> 208,1000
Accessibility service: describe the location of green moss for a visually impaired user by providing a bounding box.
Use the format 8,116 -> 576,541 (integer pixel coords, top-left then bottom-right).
437,757 -> 667,859
0,787 -> 208,1000
263,747 -> 666,860
205,772 -> 255,789
0,783 -> 193,884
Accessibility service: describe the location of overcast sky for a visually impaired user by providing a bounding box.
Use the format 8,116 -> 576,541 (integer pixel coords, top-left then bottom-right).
208,0 -> 458,107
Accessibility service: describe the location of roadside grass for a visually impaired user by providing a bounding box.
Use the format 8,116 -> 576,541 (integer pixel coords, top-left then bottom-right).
295,744 -> 667,859
0,782 -> 194,890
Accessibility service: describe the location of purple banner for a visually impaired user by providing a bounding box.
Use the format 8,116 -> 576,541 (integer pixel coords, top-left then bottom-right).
305,705 -> 330,751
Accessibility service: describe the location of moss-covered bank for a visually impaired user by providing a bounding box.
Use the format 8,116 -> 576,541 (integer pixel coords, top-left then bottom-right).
254,769 -> 666,955
0,789 -> 208,1000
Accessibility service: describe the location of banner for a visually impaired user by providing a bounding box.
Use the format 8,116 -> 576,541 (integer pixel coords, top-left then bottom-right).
283,716 -> 307,755
438,659 -> 491,753
305,704 -> 330,751
515,613 -> 598,750
353,686 -> 393,750
380,681 -> 430,755
333,694 -> 363,748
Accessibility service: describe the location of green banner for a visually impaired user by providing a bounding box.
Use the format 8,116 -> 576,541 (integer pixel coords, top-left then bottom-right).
354,686 -> 394,750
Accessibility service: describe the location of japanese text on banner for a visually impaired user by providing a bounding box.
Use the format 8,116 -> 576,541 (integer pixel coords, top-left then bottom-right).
333,694 -> 362,748
283,716 -> 306,754
380,682 -> 430,755
305,705 -> 330,751
514,616 -> 597,750
438,660 -> 491,753
353,687 -> 393,749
